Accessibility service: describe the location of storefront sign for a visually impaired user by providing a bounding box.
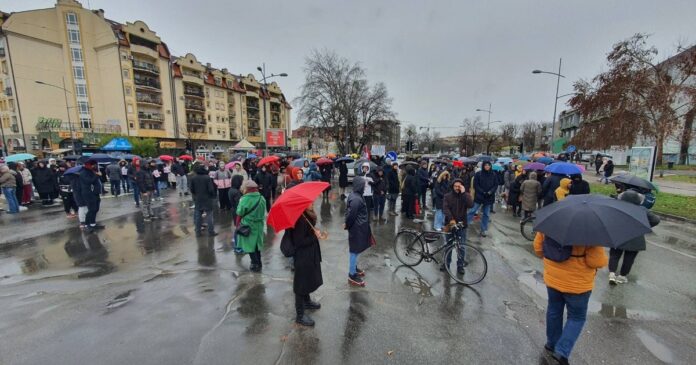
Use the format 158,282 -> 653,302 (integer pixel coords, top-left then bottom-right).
159,141 -> 177,148
266,129 -> 286,147
36,117 -> 63,130
628,146 -> 656,181
58,131 -> 83,139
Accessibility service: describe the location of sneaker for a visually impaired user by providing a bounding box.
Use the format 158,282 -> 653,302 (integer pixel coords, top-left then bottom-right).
143,217 -> 151,222
19,206 -> 28,212
348,274 -> 365,287
480,231 -> 487,237
296,314 -> 315,327
616,275 -> 628,284
457,267 -> 466,275
389,211 -> 398,216
355,267 -> 365,277
609,272 -> 617,285
551,353 -> 570,365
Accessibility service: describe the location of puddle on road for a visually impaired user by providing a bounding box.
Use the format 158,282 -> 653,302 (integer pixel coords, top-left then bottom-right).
105,289 -> 135,313
635,328 -> 674,363
385,256 -> 436,297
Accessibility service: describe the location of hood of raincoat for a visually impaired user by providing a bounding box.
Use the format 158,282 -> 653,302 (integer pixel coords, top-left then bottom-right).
353,176 -> 366,195
361,162 -> 371,175
559,178 -> 571,191
619,189 -> 644,206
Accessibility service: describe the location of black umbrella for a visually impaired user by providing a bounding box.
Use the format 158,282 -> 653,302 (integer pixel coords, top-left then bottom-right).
63,155 -> 81,161
533,194 -> 652,248
286,152 -> 302,159
399,161 -> 419,168
475,155 -> 494,162
335,157 -> 354,163
610,174 -> 656,191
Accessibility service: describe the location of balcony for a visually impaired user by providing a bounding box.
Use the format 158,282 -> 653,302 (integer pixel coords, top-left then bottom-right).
185,101 -> 205,112
132,60 -> 159,75
136,93 -> 162,105
187,118 -> 206,125
134,77 -> 161,91
138,112 -> 164,122
186,124 -> 206,134
139,122 -> 163,130
11,124 -> 19,133
184,87 -> 205,98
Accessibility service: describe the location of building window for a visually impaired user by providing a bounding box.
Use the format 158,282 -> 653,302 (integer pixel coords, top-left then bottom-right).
66,12 -> 78,25
71,48 -> 83,62
75,84 -> 87,97
127,104 -> 134,113
123,69 -> 130,79
209,127 -> 212,134
80,117 -> 91,129
121,52 -> 128,61
68,29 -> 80,44
73,66 -> 85,80
78,101 -> 90,114
226,80 -> 233,88
125,86 -> 131,96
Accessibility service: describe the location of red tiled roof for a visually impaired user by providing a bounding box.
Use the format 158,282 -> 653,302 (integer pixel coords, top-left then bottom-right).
158,43 -> 171,59
204,72 -> 215,86
232,80 -> 246,93
172,64 -> 182,78
259,88 -> 270,100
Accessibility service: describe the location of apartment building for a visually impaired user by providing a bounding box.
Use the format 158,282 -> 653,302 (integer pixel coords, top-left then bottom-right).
0,0 -> 291,157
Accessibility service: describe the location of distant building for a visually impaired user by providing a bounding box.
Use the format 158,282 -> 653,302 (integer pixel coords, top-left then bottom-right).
370,119 -> 401,152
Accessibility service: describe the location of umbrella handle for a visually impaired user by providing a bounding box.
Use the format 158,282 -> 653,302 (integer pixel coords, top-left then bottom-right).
303,215 -> 328,240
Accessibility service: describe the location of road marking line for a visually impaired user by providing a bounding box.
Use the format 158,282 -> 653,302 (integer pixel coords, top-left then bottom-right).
648,241 -> 696,259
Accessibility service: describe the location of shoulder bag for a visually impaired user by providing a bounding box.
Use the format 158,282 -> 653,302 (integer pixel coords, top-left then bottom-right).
236,197 -> 262,237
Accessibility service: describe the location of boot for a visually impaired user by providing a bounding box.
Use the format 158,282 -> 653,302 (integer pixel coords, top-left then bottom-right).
304,299 -> 321,310
296,313 -> 315,327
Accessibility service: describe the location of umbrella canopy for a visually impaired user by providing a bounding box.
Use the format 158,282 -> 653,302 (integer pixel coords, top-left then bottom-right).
120,154 -> 140,161
310,154 -> 321,160
5,153 -> 36,162
518,155 -> 531,161
523,162 -> 546,171
225,161 -> 242,170
101,137 -> 132,151
326,153 -> 337,159
267,182 -> 330,233
533,194 -> 652,247
286,152 -> 302,159
62,154 -> 81,161
273,152 -> 287,158
399,161 -> 419,168
457,157 -> 477,164
178,154 -> 193,161
247,153 -> 258,159
292,158 -> 309,167
537,156 -> 554,165
335,157 -> 354,163
496,157 -> 513,165
64,165 -> 83,176
159,155 -> 174,162
533,152 -> 548,159
316,157 -> 334,166
475,155 -> 494,162
610,174 -> 656,191
491,163 -> 504,171
257,155 -> 280,167
545,162 -> 583,175
80,153 -> 113,163
452,160 -> 464,168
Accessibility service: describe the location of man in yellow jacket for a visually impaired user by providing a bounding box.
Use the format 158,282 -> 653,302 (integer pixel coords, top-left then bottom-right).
534,232 -> 608,365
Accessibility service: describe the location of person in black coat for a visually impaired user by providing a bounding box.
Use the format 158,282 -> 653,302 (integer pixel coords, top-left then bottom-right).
319,163 -> 332,199
370,166 -> 387,221
467,161 -> 498,237
569,174 -> 590,195
345,177 -> 371,287
507,170 -> 527,217
32,161 -> 58,205
416,161 -> 430,210
190,164 -> 217,236
338,161 -> 349,198
78,160 -> 103,233
541,173 -> 564,206
254,165 -> 274,212
385,162 -> 400,216
57,164 -> 78,218
287,207 -> 323,326
401,167 -> 419,219
135,160 -> 157,220
442,178 -> 473,272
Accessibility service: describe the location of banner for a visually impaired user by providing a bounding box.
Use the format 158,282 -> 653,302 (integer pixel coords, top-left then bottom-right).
628,146 -> 656,181
265,129 -> 286,147
370,145 -> 386,156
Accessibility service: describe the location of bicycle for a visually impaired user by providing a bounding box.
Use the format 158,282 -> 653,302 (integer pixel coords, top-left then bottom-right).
393,222 -> 488,285
520,215 -> 535,242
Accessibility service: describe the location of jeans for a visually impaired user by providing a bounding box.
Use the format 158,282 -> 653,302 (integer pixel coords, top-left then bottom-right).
121,176 -> 129,193
546,287 -> 591,359
110,180 -> 121,196
433,208 -> 445,231
131,181 -> 140,205
467,202 -> 492,233
153,181 -> 161,198
608,249 -> 639,276
373,194 -> 385,217
444,228 -> 467,268
2,187 -> 19,213
419,187 -> 428,208
194,208 -> 214,234
85,200 -> 100,226
176,175 -> 188,194
78,206 -> 88,224
349,252 -> 359,275
141,192 -> 153,218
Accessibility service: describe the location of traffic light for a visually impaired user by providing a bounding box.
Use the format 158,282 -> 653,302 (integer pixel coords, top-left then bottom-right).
308,139 -> 313,150
518,143 -> 523,153
406,141 -> 413,152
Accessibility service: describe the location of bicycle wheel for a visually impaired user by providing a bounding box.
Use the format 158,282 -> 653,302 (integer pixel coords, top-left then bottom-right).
443,244 -> 487,285
394,230 -> 425,266
520,217 -> 536,242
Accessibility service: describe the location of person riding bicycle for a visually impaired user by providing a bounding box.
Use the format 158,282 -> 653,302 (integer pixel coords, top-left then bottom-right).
441,178 -> 473,273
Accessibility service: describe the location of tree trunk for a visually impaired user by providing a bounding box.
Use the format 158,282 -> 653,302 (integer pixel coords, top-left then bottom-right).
678,109 -> 694,165
656,134 -> 664,166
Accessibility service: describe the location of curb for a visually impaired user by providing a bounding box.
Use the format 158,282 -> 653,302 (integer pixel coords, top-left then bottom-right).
654,211 -> 696,225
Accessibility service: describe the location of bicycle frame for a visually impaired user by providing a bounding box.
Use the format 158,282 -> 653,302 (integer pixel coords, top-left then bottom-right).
407,228 -> 464,264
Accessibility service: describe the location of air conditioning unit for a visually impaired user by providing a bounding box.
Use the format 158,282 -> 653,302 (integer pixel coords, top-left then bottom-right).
11,125 -> 19,133
4,87 -> 11,96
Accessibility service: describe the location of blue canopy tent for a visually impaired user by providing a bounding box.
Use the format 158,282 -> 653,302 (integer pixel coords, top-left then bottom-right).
102,137 -> 132,152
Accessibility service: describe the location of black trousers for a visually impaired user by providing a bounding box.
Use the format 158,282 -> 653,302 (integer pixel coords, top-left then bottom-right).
608,249 -> 639,276
85,200 -> 100,226
364,196 -> 374,221
249,250 -> 262,266
403,195 -> 415,218
61,192 -> 78,214
218,188 -> 231,210
295,293 -> 310,316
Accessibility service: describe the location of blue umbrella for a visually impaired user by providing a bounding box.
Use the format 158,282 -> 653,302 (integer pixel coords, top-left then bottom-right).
5,153 -> 36,162
495,157 -> 513,165
492,163 -> 504,172
537,156 -> 554,165
64,165 -> 82,176
518,155 -> 531,161
78,153 -> 114,164
533,194 -> 652,247
292,158 -> 308,167
544,162 -> 582,175
247,153 -> 257,159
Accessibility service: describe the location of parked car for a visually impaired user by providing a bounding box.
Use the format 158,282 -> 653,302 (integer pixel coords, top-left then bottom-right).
346,161 -> 356,183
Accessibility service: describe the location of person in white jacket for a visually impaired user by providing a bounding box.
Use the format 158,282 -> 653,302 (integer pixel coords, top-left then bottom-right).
359,162 -> 374,222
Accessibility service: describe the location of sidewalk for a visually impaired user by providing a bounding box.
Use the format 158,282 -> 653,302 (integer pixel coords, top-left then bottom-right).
583,170 -> 696,197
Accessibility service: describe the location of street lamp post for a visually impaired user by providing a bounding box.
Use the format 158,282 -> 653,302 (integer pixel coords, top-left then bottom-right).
35,77 -> 76,155
532,58 -> 564,153
476,104 -> 497,154
256,63 -> 287,156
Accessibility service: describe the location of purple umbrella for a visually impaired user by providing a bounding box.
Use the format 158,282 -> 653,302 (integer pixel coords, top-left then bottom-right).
523,162 -> 546,171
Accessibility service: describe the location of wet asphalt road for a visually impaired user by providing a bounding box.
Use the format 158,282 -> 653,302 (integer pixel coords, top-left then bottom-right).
1,187 -> 695,365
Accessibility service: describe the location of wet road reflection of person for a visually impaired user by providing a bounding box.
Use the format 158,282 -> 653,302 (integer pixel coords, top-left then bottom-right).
340,291 -> 369,361
236,281 -> 270,335
197,236 -> 216,267
64,232 -> 114,278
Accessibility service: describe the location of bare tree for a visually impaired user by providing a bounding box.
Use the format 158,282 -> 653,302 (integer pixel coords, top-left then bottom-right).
520,121 -> 541,153
569,34 -> 696,163
458,117 -> 484,155
296,50 -> 394,156
499,122 -> 520,146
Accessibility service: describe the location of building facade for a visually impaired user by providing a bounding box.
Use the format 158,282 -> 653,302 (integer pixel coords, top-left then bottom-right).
0,0 -> 291,157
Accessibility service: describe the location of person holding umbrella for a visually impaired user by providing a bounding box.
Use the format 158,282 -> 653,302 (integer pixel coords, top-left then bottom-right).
532,194 -> 653,365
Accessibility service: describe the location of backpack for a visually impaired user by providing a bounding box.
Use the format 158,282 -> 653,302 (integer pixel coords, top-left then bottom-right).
642,191 -> 656,209
542,236 -> 585,262
280,230 -> 295,257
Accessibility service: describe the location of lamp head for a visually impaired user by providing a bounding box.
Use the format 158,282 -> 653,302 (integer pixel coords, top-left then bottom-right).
257,66 -> 263,72
279,73 -> 288,77
532,70 -> 542,74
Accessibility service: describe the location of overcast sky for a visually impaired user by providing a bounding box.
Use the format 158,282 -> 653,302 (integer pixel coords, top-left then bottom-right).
5,0 -> 696,136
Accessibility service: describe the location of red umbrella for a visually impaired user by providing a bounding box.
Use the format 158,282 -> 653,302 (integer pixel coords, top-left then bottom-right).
159,155 -> 174,162
257,155 -> 280,167
267,182 -> 329,233
316,157 -> 333,166
452,160 -> 463,168
178,154 -> 193,161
